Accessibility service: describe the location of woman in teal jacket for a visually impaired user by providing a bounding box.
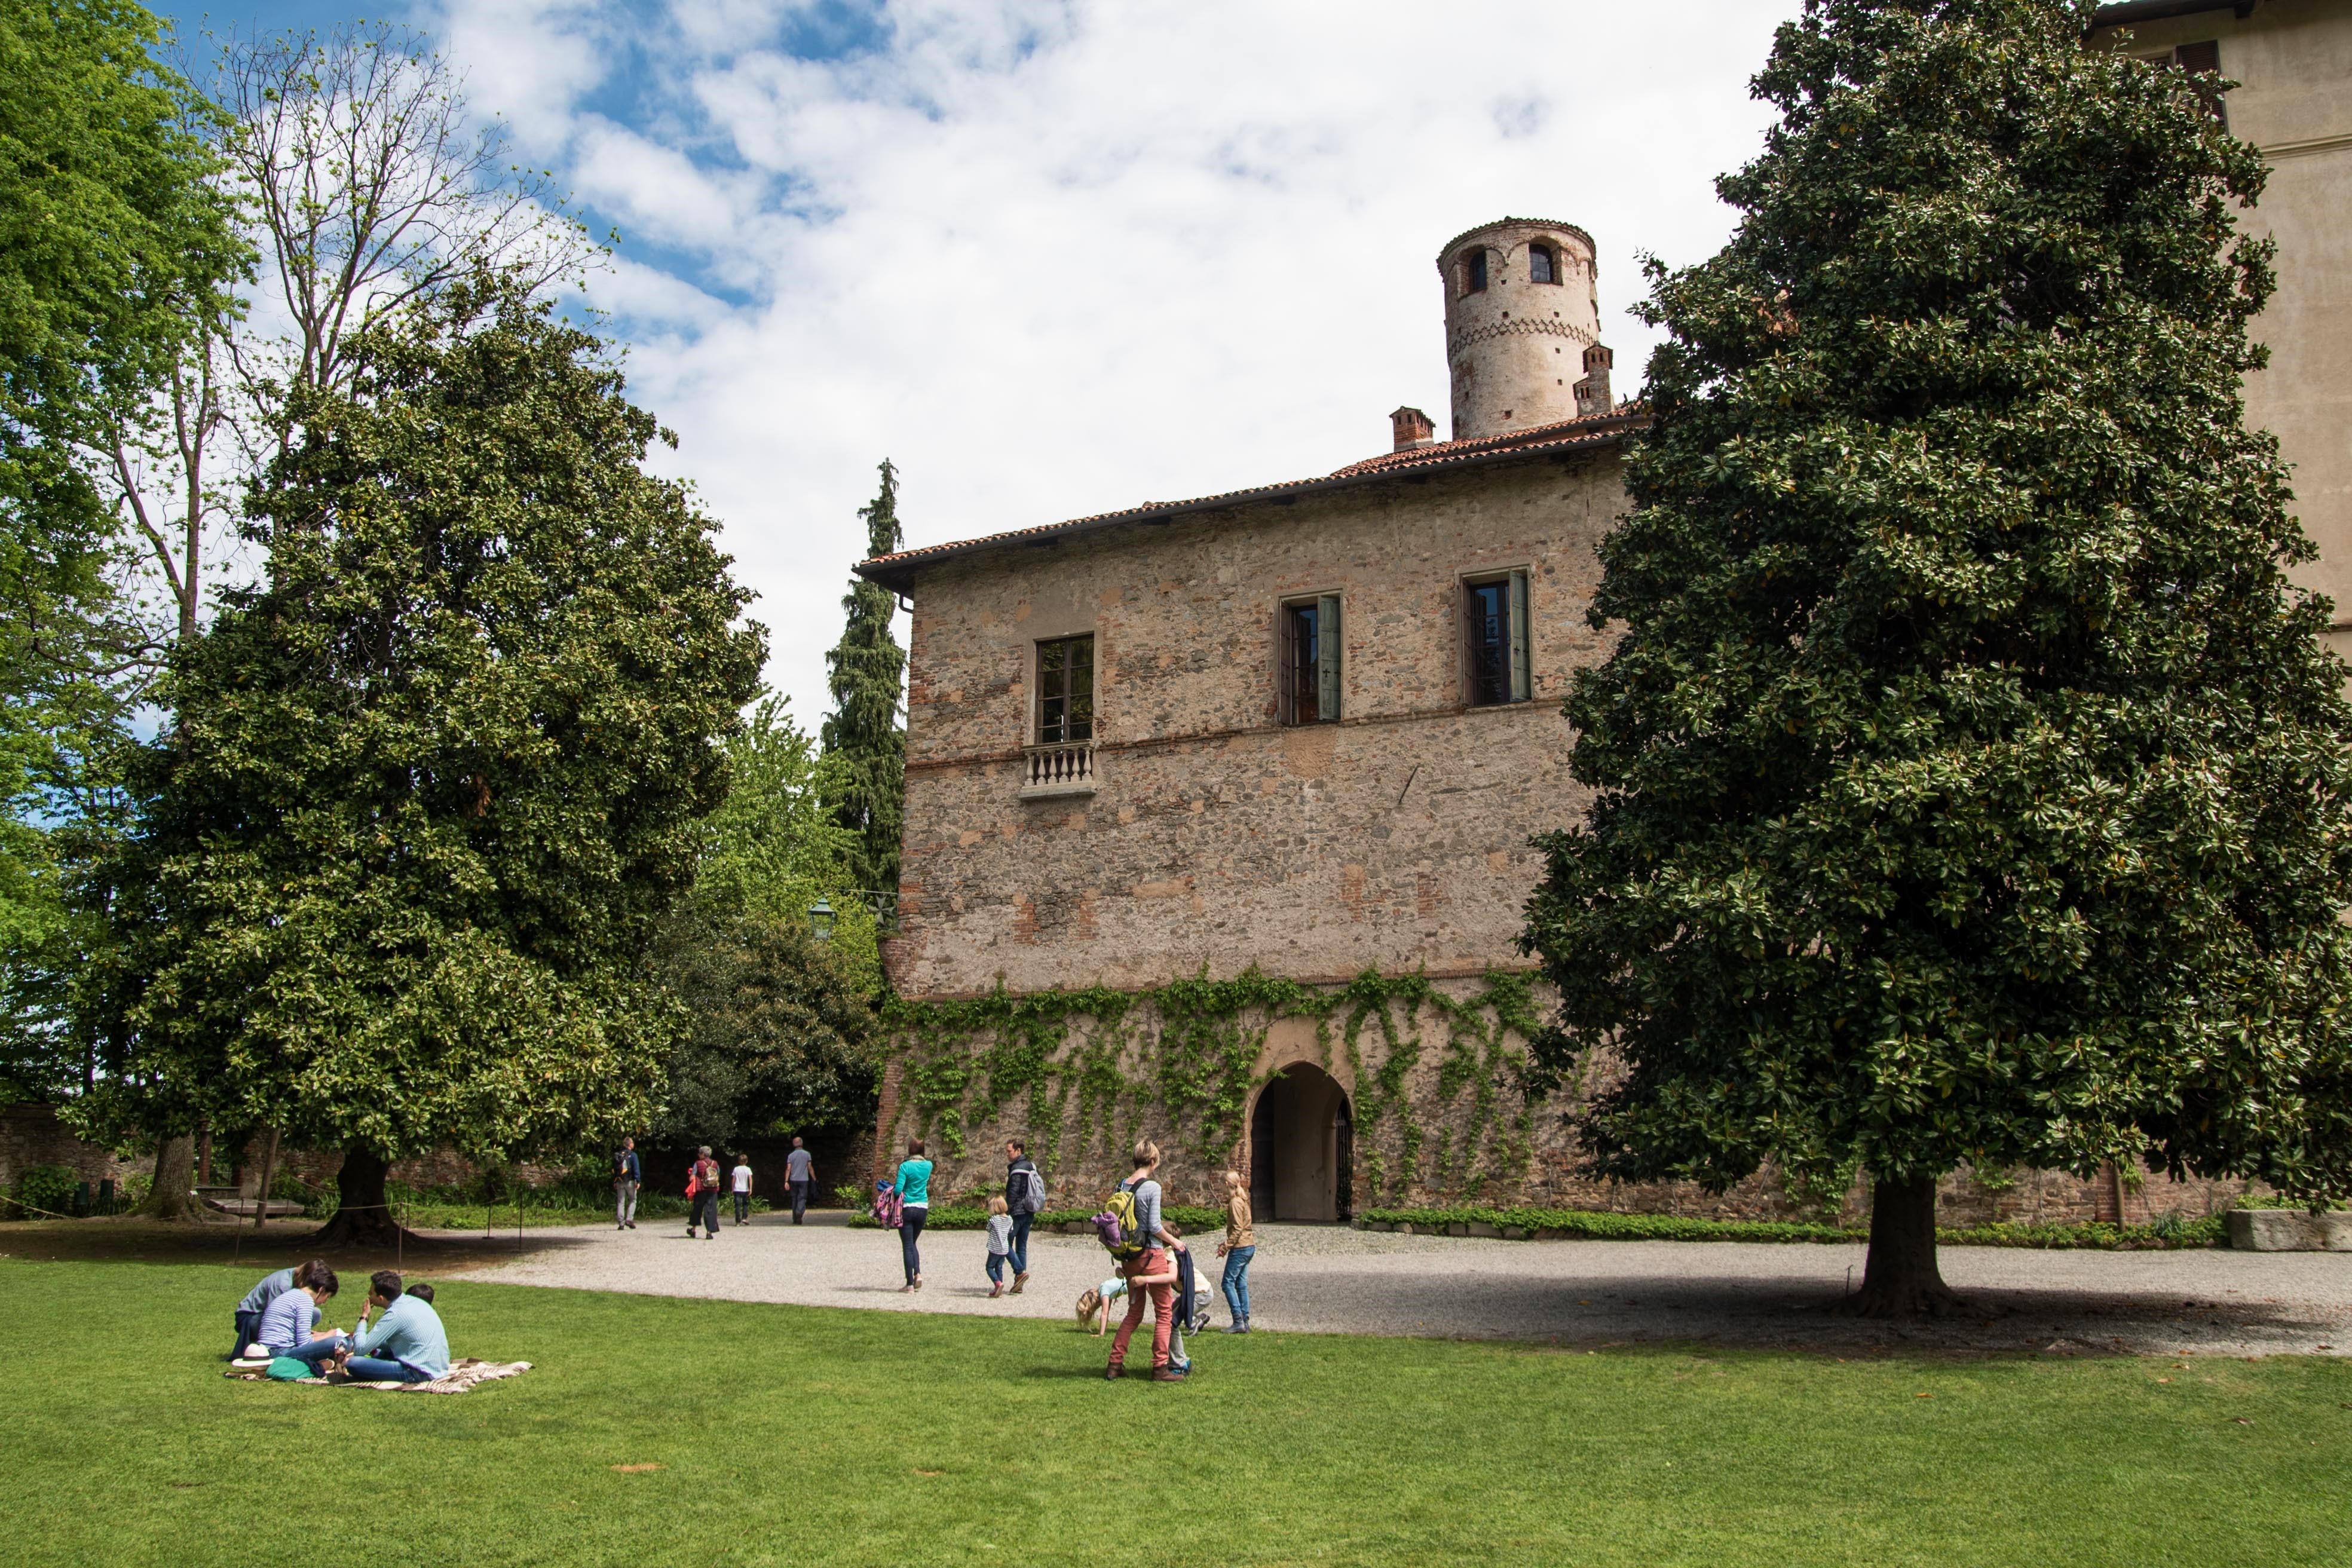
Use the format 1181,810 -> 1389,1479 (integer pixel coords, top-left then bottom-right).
894,1139 -> 932,1291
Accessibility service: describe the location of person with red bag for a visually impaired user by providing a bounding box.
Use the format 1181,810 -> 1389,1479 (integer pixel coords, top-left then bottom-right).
685,1145 -> 723,1239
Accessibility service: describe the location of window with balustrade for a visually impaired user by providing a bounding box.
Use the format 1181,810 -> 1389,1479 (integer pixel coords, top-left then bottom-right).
1036,635 -> 1094,744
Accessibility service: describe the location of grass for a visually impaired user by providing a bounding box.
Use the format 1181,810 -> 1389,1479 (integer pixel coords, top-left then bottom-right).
2,1245 -> 2348,1567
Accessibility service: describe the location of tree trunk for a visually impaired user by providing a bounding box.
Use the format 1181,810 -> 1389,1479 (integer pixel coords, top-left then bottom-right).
305,1147 -> 416,1248
136,1135 -> 204,1221
1840,1174 -> 1964,1318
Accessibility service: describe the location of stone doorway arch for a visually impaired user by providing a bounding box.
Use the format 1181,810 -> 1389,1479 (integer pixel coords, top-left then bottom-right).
1248,1063 -> 1353,1223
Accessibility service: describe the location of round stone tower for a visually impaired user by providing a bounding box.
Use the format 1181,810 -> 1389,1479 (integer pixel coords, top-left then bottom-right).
1438,218 -> 1603,442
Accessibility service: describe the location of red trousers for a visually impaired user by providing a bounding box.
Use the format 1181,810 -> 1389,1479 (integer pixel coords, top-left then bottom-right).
1108,1248 -> 1174,1372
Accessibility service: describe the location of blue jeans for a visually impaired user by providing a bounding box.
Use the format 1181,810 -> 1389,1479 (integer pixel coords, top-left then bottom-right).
233,1309 -> 263,1359
278,1334 -> 346,1368
899,1205 -> 926,1283
987,1252 -> 1007,1284
1221,1245 -> 1255,1322
1008,1211 -> 1033,1275
344,1356 -> 432,1383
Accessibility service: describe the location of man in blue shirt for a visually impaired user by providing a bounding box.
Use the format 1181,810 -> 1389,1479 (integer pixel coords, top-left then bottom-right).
614,1137 -> 641,1230
337,1270 -> 451,1383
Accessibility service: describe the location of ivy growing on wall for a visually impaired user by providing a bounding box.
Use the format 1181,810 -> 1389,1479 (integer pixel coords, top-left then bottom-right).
880,966 -> 1543,1205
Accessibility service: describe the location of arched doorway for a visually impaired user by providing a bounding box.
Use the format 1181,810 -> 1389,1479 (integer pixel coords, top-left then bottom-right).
1249,1063 -> 1353,1222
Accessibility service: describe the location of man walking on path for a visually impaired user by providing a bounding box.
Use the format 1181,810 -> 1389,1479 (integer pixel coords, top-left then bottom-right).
730,1154 -> 755,1226
1105,1139 -> 1186,1383
786,1137 -> 814,1224
613,1137 -> 641,1230
1004,1140 -> 1044,1293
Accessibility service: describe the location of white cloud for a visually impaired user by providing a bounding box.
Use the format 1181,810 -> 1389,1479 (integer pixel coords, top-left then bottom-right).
427,0 -> 1797,725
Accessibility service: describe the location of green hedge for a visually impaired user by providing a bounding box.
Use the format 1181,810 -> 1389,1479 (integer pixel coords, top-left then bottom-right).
847,1203 -> 1229,1234
1359,1206 -> 1854,1244
1355,1205 -> 2227,1250
1939,1215 -> 2225,1250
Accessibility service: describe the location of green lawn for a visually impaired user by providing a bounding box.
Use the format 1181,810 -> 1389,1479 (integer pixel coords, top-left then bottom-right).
3,1257 -> 2346,1567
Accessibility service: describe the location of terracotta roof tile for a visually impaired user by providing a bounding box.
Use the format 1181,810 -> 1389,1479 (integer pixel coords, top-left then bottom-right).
855,406 -> 1647,592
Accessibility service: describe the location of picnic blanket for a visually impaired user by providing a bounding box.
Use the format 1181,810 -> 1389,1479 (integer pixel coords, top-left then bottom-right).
225,1357 -> 532,1395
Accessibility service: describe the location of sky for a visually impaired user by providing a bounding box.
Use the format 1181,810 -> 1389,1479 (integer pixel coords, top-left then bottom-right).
148,0 -> 1801,727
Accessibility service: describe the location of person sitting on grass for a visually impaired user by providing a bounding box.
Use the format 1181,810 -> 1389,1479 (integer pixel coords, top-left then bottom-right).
255,1265 -> 345,1369
405,1282 -> 434,1304
333,1270 -> 450,1385
232,1258 -> 327,1360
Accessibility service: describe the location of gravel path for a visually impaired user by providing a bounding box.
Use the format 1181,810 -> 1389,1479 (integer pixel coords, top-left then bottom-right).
440,1215 -> 2352,1355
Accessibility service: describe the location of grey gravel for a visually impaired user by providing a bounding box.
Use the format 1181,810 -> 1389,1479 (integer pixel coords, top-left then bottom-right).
439,1216 -> 2352,1355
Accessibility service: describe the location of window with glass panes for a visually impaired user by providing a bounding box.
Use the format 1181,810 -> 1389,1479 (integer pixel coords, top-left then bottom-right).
1278,595 -> 1342,725
1465,570 -> 1530,706
1036,635 -> 1094,744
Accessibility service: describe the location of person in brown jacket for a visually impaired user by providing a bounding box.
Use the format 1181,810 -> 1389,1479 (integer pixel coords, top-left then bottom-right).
1216,1168 -> 1255,1333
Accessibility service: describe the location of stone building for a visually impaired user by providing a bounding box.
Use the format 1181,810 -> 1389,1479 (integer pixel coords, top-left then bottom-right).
860,8 -> 2347,1224
2088,0 -> 2352,660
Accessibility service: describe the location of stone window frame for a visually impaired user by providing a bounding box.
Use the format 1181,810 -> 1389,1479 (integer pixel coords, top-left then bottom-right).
1458,247 -> 1489,297
1527,241 -> 1560,286
1274,592 -> 1343,727
1459,566 -> 1532,708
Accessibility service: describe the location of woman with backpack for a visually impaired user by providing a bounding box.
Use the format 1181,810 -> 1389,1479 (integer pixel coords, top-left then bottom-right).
894,1138 -> 932,1292
1102,1139 -> 1187,1382
686,1146 -> 723,1240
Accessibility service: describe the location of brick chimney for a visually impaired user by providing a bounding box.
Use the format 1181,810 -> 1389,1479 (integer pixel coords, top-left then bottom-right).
1572,344 -> 1614,418
1390,406 -> 1436,452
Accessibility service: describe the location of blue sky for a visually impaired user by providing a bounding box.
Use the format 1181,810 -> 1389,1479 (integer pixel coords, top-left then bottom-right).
142,0 -> 1795,725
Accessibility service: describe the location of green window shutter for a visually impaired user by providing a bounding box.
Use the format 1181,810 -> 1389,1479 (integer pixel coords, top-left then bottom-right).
1507,569 -> 1530,703
1317,593 -> 1342,721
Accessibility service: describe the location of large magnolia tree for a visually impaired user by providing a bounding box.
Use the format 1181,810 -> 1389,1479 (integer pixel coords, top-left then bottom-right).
75,277 -> 764,1242
1524,0 -> 2352,1315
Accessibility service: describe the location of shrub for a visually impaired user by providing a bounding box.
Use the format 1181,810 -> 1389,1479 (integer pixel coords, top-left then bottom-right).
1353,1205 -> 2225,1250
1360,1205 -> 1854,1244
10,1166 -> 81,1219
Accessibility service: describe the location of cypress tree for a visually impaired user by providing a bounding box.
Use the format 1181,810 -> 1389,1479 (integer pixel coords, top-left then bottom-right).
822,460 -> 908,895
1524,0 -> 2352,1316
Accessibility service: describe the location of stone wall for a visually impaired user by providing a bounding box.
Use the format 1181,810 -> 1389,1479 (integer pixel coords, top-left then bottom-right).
875,982 -> 2255,1225
890,451 -> 1627,998
0,1104 -> 152,1195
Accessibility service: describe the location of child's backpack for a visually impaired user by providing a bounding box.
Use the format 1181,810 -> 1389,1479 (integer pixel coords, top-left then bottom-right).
1091,1183 -> 1145,1260
871,1181 -> 904,1230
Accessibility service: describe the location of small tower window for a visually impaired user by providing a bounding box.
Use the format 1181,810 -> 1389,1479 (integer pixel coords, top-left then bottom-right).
1529,243 -> 1557,285
1462,249 -> 1487,295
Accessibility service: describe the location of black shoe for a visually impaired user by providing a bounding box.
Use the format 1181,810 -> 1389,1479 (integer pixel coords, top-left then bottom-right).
626,1221 -> 636,1229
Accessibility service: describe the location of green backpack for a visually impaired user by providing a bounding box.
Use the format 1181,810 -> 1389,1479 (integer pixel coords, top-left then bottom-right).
1091,1183 -> 1146,1260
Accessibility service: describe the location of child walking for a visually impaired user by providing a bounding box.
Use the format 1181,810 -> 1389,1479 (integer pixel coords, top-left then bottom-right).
985,1195 -> 1015,1297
